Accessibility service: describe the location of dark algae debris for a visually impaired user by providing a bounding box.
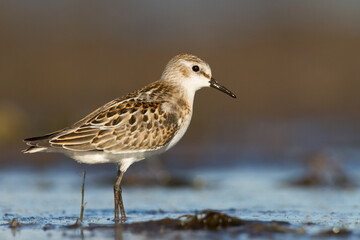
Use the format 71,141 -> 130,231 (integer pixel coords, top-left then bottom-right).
177,210 -> 245,230
85,210 -> 305,237
316,227 -> 352,237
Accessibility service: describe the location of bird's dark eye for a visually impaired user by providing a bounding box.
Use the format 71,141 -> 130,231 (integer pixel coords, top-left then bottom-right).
192,65 -> 199,72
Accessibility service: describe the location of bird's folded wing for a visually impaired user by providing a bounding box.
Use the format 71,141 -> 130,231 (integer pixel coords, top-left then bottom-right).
48,99 -> 179,153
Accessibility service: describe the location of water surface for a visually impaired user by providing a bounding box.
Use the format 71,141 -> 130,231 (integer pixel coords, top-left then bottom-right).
0,164 -> 359,239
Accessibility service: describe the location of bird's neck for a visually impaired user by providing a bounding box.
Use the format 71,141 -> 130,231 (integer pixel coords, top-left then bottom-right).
136,80 -> 195,113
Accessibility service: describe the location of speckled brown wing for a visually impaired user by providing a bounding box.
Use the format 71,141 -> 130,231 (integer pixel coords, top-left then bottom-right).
49,99 -> 179,153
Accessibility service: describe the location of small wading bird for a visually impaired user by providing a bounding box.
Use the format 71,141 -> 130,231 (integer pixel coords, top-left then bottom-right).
23,54 -> 236,221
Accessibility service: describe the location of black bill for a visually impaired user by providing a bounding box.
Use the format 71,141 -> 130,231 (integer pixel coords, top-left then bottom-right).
209,77 -> 236,98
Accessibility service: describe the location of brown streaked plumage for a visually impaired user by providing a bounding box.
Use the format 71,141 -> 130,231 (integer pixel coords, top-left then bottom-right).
23,53 -> 236,222
50,91 -> 181,152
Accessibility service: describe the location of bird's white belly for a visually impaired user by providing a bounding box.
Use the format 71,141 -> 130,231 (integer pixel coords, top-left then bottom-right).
65,149 -> 162,172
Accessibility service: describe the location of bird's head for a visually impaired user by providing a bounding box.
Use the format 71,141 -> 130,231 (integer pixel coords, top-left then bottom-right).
161,54 -> 236,99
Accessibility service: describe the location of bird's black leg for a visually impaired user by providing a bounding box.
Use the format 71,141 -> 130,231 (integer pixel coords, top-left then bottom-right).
114,166 -> 126,222
118,185 -> 126,220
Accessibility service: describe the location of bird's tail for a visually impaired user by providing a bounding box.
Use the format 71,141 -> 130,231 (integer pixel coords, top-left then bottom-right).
22,131 -> 60,153
22,145 -> 48,153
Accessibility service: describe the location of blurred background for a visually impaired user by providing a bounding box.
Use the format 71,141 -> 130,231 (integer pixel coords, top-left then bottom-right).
1,0 -> 360,168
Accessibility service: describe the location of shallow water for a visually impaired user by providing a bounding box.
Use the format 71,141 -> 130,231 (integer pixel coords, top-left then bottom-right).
0,164 -> 359,239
